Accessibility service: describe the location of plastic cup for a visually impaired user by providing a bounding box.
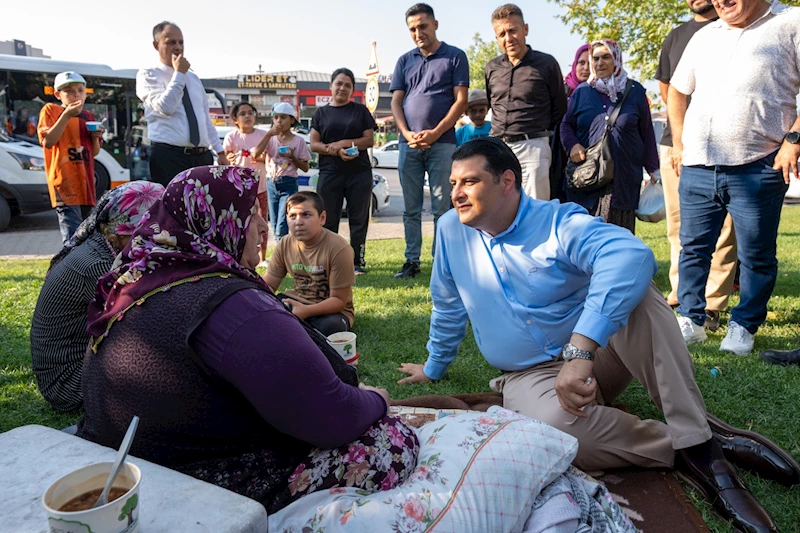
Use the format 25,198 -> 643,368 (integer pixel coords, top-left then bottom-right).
327,332 -> 358,367
42,461 -> 141,533
278,146 -> 291,156
344,146 -> 359,157
86,122 -> 103,132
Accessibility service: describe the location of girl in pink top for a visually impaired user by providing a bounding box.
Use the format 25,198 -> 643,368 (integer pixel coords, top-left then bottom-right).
254,102 -> 310,242
224,102 -> 269,263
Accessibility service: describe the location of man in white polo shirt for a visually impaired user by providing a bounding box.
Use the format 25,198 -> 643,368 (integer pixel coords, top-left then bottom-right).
669,0 -> 800,355
137,21 -> 225,186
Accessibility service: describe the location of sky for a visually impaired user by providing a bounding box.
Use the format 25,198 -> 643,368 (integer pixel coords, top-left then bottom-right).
6,0 -> 587,79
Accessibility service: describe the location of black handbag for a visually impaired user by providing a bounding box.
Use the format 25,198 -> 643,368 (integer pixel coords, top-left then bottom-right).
566,80 -> 633,192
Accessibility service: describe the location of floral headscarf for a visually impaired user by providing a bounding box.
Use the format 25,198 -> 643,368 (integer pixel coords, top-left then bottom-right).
564,43 -> 591,92
87,166 -> 265,339
588,39 -> 629,103
48,181 -> 165,273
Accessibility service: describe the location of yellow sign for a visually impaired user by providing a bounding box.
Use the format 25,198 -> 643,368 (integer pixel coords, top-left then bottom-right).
365,77 -> 380,113
237,74 -> 297,89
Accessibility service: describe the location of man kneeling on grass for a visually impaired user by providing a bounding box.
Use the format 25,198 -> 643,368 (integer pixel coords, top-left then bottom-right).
264,191 -> 355,337
398,137 -> 799,533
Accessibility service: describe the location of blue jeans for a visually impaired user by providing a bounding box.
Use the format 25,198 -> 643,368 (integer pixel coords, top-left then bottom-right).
398,142 -> 456,262
55,205 -> 89,246
267,176 -> 299,242
677,152 -> 788,333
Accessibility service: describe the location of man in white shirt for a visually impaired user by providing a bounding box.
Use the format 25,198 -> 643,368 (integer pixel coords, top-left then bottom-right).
669,0 -> 800,355
137,21 -> 225,186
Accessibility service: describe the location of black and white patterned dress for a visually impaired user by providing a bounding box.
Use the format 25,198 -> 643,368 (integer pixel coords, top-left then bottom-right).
30,231 -> 114,412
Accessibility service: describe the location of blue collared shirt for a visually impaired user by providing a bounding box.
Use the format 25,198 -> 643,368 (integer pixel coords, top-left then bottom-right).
424,194 -> 657,380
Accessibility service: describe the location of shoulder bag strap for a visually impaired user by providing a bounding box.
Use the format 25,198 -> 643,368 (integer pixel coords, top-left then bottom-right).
606,80 -> 634,131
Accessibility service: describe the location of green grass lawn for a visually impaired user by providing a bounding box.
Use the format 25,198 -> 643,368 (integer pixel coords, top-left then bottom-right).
2,209 -> 800,530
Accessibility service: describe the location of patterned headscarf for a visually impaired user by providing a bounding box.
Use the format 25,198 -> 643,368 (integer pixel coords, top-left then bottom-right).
86,166 -> 266,339
588,39 -> 629,103
564,43 -> 591,92
48,181 -> 165,273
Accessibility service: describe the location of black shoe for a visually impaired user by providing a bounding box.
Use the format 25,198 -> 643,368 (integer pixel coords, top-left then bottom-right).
708,413 -> 800,486
760,347 -> 800,366
394,261 -> 420,279
354,266 -> 367,276
704,310 -> 721,332
675,451 -> 777,533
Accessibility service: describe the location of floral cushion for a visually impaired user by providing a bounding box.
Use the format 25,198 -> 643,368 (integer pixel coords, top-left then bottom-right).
269,407 -> 579,532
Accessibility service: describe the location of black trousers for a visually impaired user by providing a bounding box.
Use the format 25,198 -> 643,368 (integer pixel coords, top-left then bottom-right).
276,294 -> 351,337
317,168 -> 372,267
149,143 -> 214,187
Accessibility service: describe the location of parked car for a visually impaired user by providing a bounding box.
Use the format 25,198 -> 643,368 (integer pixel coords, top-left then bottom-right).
215,126 -> 390,214
0,130 -> 129,232
371,140 -> 399,169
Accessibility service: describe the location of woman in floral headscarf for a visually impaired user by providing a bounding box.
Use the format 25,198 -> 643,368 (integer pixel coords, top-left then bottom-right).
30,180 -> 164,412
76,166 -> 418,513
560,39 -> 659,232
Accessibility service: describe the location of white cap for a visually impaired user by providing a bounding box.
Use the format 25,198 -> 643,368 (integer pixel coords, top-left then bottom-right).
54,71 -> 87,90
271,102 -> 298,121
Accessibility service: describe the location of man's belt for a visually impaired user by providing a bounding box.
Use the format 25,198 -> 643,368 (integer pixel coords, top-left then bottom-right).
496,131 -> 552,143
152,142 -> 209,155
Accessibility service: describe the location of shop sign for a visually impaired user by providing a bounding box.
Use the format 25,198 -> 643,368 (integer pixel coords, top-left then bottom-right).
237,74 -> 297,89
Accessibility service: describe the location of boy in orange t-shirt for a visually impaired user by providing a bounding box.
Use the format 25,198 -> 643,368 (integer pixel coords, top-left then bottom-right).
37,71 -> 104,245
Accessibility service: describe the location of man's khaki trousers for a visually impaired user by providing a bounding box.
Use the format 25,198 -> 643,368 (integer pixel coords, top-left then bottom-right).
490,284 -> 712,471
660,146 -> 737,309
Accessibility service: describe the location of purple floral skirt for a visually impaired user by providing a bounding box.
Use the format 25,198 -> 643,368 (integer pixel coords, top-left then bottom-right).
288,415 -> 419,499
178,415 -> 419,513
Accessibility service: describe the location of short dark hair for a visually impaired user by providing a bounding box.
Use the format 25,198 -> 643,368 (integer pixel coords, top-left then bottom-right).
491,4 -> 524,22
331,68 -> 355,86
286,191 -> 325,215
153,21 -> 179,40
452,137 -> 522,190
405,3 -> 435,19
231,101 -> 257,119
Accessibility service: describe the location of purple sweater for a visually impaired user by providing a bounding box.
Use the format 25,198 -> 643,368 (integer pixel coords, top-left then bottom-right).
189,288 -> 386,449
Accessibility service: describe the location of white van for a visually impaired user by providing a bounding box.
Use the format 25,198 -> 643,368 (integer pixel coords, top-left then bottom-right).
0,129 -> 129,231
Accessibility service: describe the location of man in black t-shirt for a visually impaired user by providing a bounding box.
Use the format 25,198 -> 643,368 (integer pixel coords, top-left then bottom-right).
656,0 -> 736,334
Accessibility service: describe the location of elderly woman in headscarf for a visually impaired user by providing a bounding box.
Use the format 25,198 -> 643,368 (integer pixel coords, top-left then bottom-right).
564,43 -> 591,99
560,39 -> 659,232
75,166 -> 418,513
30,181 -> 164,412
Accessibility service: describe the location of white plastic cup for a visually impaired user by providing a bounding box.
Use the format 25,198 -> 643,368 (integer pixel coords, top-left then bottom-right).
327,331 -> 358,367
86,121 -> 103,132
42,461 -> 141,533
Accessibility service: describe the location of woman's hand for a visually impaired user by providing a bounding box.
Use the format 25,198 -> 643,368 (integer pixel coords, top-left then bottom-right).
338,148 -> 359,161
360,382 -> 390,411
225,152 -> 238,164
570,144 -> 586,163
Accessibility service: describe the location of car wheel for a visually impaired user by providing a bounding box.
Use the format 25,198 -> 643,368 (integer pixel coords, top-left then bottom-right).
371,194 -> 377,216
95,163 -> 111,200
371,156 -> 379,168
0,196 -> 11,232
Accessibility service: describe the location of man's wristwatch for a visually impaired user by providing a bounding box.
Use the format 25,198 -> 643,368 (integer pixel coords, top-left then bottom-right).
561,343 -> 595,362
785,131 -> 800,145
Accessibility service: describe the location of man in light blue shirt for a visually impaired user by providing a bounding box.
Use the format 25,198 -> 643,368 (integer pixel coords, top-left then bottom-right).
398,138 -> 785,532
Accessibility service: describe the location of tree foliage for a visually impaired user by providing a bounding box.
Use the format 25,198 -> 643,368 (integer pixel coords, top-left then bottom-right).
466,33 -> 501,90
547,0 -> 800,80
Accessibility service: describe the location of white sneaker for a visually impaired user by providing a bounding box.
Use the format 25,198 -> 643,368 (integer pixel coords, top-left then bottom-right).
720,320 -> 754,355
677,315 -> 707,344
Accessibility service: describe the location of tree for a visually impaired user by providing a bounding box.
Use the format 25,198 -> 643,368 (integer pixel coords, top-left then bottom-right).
547,0 -> 800,80
466,33 -> 501,90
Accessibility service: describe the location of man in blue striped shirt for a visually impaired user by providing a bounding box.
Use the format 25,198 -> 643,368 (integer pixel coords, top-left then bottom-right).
398,137 -> 785,532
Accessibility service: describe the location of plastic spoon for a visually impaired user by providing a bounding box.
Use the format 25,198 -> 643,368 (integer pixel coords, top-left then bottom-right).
92,415 -> 139,508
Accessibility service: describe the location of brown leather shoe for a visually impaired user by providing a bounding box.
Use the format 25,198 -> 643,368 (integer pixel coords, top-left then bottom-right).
675,452 -> 777,533
708,413 -> 800,486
